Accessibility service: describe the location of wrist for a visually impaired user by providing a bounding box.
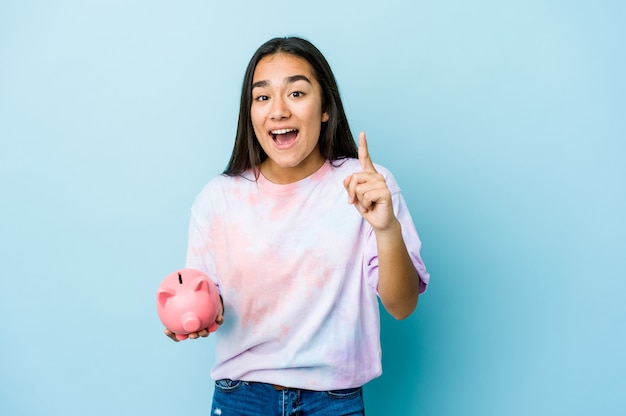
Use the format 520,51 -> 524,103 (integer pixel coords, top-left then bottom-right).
373,218 -> 402,239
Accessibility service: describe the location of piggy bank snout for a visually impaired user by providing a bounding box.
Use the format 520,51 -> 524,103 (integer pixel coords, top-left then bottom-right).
182,313 -> 202,333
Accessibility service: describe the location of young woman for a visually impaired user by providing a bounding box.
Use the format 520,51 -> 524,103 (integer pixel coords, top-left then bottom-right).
165,36 -> 430,415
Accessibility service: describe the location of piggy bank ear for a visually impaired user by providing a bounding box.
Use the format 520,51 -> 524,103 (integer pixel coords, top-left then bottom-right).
194,278 -> 209,293
158,288 -> 176,307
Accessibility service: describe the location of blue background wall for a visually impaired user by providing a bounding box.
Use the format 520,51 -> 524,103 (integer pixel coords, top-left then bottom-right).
1,1 -> 624,415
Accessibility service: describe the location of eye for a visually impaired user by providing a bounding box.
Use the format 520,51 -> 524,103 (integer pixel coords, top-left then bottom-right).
255,95 -> 269,102
290,91 -> 304,98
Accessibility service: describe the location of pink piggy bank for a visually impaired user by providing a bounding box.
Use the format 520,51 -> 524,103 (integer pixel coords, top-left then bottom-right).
156,268 -> 221,341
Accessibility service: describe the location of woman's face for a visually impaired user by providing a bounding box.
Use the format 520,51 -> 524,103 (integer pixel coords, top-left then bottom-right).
250,53 -> 329,184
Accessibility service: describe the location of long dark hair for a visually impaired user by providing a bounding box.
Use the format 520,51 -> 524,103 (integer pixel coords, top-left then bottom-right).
223,36 -> 357,177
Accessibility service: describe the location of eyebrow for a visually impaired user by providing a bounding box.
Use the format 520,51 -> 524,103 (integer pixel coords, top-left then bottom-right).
252,74 -> 312,89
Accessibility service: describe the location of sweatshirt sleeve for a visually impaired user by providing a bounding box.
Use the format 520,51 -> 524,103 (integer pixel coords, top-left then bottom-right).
185,191 -> 220,292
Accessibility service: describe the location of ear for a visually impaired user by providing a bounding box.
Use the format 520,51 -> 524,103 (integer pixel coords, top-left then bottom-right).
158,288 -> 175,307
321,110 -> 329,123
194,278 -> 209,293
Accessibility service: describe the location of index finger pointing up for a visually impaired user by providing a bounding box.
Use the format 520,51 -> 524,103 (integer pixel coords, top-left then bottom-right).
358,131 -> 377,172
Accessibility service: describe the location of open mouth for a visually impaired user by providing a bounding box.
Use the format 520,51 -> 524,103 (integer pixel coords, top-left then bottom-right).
271,128 -> 299,146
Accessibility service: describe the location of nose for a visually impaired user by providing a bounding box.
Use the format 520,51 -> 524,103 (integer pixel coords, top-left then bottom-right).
269,96 -> 290,120
182,314 -> 201,332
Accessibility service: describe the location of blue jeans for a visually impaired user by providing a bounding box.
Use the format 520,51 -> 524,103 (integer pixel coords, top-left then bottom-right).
211,379 -> 365,416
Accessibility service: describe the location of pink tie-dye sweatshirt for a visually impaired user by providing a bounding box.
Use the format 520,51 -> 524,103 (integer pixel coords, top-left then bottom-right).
185,158 -> 429,390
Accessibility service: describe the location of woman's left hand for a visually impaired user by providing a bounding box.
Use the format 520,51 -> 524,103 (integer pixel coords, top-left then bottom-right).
343,132 -> 397,232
